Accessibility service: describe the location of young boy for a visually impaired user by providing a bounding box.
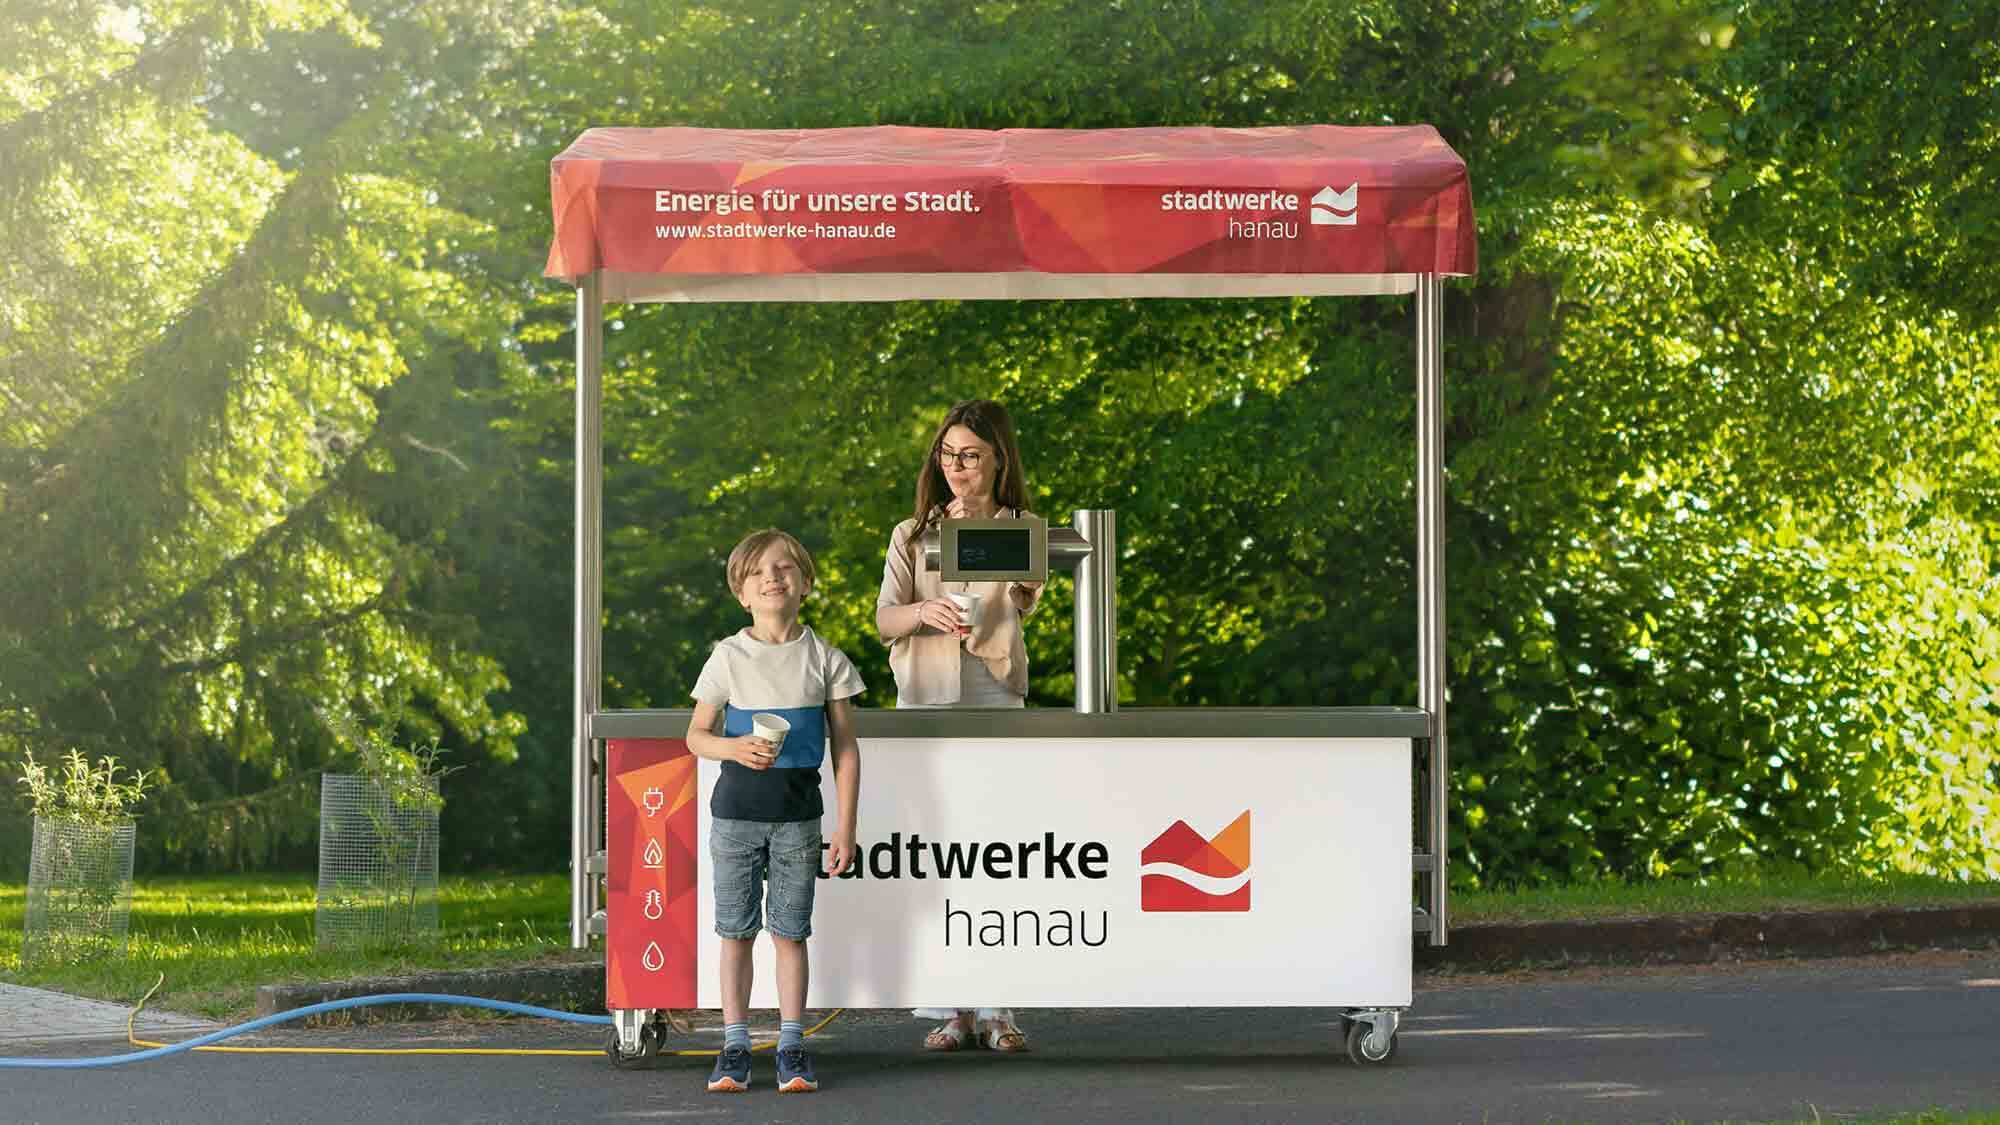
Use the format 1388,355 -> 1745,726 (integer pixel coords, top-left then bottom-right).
686,528 -> 862,1093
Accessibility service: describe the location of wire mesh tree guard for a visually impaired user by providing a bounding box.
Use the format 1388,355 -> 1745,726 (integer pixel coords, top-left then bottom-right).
315,774 -> 441,949
24,817 -> 137,963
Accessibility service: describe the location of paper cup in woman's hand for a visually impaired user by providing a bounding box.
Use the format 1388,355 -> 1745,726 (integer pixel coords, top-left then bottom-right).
946,592 -> 982,636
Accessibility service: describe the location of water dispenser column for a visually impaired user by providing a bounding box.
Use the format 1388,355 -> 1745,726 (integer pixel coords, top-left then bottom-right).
1071,509 -> 1117,714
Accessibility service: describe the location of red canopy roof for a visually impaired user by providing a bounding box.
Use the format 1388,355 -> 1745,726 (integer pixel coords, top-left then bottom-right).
545,125 -> 1476,302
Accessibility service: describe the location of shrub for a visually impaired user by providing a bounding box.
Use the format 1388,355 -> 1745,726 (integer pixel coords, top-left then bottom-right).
16,750 -> 150,826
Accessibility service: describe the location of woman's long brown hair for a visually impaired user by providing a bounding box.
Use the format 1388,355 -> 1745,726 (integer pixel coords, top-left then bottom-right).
907,399 -> 1030,568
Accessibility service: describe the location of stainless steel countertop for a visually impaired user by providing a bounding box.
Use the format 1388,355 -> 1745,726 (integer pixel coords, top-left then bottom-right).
591,706 -> 1431,740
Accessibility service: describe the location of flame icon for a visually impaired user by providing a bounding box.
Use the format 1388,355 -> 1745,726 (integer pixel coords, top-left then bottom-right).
641,786 -> 665,817
642,838 -> 663,869
643,889 -> 663,920
642,941 -> 664,972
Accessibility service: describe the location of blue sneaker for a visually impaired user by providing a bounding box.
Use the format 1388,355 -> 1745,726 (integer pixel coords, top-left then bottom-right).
706,1044 -> 752,1092
775,1044 -> 818,1093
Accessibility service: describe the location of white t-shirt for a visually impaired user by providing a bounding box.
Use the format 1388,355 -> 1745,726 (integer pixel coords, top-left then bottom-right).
692,624 -> 864,821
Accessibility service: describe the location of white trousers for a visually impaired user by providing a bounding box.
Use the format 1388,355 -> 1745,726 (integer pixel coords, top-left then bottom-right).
901,650 -> 1022,1024
914,1006 -> 1016,1023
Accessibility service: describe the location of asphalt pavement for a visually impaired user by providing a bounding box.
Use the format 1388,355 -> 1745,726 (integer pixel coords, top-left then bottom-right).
5,950 -> 1998,1124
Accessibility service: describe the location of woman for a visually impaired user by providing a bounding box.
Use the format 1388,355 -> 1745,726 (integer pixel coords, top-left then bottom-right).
875,398 -> 1043,1053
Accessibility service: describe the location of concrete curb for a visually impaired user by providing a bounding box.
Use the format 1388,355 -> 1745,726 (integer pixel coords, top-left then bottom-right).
1415,903 -> 2000,971
255,962 -> 605,1024
254,904 -> 2000,1021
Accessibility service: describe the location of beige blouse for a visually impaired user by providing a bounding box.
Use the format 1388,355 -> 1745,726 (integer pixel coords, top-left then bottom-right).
877,509 -> 1044,704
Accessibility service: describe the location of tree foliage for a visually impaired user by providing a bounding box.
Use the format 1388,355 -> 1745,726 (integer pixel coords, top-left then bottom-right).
0,0 -> 542,871
3,0 -> 1994,884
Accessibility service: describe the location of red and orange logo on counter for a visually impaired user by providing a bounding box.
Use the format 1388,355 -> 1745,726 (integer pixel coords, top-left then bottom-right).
1139,810 -> 1250,912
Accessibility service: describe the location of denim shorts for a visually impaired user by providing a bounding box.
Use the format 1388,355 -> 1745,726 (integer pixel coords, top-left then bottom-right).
709,817 -> 821,941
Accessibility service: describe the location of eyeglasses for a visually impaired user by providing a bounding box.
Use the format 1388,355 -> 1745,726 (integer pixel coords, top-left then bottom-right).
936,445 -> 987,470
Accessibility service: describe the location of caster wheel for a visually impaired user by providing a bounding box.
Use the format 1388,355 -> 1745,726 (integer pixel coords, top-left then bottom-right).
606,1023 -> 661,1070
1344,1019 -> 1397,1065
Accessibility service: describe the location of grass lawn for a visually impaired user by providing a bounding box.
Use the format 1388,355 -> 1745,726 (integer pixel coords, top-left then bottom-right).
3,868 -> 1996,1022
1452,869 -> 2000,925
0,873 -> 583,1020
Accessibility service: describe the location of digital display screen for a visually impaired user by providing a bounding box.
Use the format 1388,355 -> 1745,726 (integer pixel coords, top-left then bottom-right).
957,529 -> 1033,573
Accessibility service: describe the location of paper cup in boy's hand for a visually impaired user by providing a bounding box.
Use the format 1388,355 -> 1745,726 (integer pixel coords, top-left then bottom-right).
750,713 -> 790,760
946,592 -> 982,636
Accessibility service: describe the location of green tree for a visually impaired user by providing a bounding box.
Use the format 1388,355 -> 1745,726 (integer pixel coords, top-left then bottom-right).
0,0 -> 542,871
471,0 -> 1998,885
6,0 -> 1994,887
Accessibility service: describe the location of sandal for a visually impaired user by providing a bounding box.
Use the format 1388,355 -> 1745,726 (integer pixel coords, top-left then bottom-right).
977,1018 -> 1030,1053
923,1018 -> 971,1052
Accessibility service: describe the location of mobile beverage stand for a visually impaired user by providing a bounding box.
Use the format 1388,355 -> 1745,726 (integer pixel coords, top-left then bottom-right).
543,125 -> 1476,1066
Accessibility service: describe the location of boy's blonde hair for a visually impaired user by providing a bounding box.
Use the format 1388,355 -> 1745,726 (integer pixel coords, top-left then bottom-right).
725,529 -> 816,595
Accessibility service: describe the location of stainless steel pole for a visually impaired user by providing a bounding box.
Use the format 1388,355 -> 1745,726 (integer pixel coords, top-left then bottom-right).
571,274 -> 604,949
1415,273 -> 1449,945
1072,509 -> 1117,713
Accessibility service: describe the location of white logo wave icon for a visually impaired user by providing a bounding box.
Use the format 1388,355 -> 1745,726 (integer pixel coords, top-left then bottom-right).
1311,183 -> 1358,226
1136,861 -> 1252,897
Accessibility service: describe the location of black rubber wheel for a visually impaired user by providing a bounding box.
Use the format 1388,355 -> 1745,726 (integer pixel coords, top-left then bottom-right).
1344,1019 -> 1397,1065
606,1023 -> 661,1070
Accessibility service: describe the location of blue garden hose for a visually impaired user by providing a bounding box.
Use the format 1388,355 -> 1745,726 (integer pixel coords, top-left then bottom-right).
0,993 -> 613,1069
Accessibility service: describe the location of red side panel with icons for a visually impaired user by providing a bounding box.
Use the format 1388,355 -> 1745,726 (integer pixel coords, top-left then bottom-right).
606,739 -> 699,1010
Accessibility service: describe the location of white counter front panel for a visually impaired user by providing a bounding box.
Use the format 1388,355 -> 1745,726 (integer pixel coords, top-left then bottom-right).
696,737 -> 1413,1008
